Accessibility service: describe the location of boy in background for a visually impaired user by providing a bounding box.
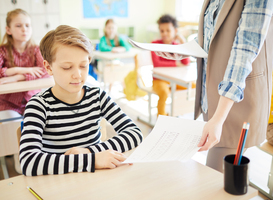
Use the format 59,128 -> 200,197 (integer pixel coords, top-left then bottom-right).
151,14 -> 192,116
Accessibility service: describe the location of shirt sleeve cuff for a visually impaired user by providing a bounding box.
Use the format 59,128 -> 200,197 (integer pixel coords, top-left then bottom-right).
218,81 -> 244,102
0,67 -> 8,77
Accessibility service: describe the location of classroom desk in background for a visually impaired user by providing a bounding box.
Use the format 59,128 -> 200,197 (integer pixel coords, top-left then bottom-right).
152,63 -> 197,116
0,158 -> 257,200
0,76 -> 55,95
93,48 -> 141,84
0,76 -> 55,123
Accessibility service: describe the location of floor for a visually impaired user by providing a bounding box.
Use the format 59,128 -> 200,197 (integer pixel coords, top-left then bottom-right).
0,81 -> 271,199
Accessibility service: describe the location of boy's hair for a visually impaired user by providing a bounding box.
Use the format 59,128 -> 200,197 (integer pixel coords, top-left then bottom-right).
40,25 -> 93,64
0,9 -> 35,67
157,14 -> 178,28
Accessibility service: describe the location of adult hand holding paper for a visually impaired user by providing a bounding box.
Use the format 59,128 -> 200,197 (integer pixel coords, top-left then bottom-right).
128,39 -> 208,59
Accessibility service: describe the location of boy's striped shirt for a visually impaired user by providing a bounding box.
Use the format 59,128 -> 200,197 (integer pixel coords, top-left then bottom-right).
19,86 -> 143,176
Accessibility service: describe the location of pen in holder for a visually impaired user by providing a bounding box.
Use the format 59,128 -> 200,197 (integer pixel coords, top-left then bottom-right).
224,154 -> 250,195
224,122 -> 250,195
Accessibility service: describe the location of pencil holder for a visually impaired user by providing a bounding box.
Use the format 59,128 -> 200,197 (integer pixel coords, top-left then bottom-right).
223,154 -> 250,195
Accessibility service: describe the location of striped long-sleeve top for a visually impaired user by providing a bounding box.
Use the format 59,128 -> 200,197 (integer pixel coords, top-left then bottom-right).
19,85 -> 143,176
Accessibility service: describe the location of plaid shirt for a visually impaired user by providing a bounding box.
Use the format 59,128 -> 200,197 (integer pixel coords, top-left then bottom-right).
0,45 -> 49,115
201,0 -> 273,113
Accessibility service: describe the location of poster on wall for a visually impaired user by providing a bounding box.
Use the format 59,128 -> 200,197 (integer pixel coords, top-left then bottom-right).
83,0 -> 128,18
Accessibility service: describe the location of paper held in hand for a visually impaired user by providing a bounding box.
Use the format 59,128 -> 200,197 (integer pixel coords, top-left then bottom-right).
128,39 -> 208,58
124,115 -> 206,163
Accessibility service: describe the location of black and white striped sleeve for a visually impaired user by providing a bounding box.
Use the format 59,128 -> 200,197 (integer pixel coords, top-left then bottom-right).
87,90 -> 143,153
19,97 -> 95,176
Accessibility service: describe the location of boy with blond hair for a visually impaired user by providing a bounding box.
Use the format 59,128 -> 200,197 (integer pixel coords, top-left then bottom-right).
19,25 -> 143,176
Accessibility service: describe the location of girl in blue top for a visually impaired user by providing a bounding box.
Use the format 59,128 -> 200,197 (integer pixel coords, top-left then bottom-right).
99,19 -> 131,53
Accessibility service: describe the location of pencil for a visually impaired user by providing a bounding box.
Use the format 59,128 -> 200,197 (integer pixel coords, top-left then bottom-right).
234,122 -> 250,165
27,186 -> 43,200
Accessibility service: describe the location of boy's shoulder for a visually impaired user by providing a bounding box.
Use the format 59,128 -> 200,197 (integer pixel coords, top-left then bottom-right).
84,85 -> 104,97
28,88 -> 53,105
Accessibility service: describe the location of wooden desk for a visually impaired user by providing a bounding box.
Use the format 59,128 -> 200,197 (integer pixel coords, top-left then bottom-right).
0,159 -> 257,200
93,48 -> 141,84
0,76 -> 54,123
153,63 -> 197,116
0,76 -> 54,95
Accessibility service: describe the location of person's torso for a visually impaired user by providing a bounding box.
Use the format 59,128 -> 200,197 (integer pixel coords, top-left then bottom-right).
34,86 -> 103,154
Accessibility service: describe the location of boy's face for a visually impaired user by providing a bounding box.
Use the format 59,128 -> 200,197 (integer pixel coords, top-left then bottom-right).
158,22 -> 177,44
6,13 -> 32,43
44,44 -> 89,96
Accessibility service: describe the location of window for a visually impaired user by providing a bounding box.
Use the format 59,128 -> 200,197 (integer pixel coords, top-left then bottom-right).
175,0 -> 203,22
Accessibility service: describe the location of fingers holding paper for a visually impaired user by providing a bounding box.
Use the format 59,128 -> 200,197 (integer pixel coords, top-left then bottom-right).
155,51 -> 188,60
197,118 -> 223,151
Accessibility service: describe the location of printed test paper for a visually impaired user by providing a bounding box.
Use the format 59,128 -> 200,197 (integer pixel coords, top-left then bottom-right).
124,115 -> 206,163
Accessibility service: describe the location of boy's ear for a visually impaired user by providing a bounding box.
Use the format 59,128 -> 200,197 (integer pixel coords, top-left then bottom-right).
6,26 -> 11,35
43,60 -> 53,76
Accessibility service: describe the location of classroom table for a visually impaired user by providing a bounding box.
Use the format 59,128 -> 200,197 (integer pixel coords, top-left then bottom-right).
0,159 -> 257,200
0,76 -> 55,123
0,76 -> 55,95
93,48 -> 141,84
153,63 -> 197,116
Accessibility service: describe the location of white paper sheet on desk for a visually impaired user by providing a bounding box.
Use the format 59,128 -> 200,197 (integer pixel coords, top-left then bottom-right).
124,115 -> 206,163
129,39 -> 208,58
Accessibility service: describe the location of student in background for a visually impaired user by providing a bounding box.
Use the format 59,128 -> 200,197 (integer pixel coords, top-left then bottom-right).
151,14 -> 191,116
99,19 -> 131,53
19,25 -> 143,176
0,9 -> 49,174
0,9 -> 49,117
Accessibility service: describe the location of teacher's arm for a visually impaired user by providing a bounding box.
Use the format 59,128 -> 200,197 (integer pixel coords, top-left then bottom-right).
198,96 -> 234,151
198,0 -> 273,151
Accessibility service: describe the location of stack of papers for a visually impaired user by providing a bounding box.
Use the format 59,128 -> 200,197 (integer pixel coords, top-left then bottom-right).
124,115 -> 206,163
129,39 -> 208,58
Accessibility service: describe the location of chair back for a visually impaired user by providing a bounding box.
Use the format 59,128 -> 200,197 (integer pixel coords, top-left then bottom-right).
16,121 -> 24,146
0,121 -> 21,157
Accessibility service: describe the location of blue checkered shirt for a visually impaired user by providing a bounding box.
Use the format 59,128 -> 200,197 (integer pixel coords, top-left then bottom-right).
200,0 -> 273,113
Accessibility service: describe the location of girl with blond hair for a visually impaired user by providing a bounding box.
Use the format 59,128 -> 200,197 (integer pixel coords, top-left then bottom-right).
0,9 -> 49,116
99,19 -> 131,53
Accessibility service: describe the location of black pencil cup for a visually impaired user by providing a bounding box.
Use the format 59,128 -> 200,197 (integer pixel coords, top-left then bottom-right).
223,154 -> 250,195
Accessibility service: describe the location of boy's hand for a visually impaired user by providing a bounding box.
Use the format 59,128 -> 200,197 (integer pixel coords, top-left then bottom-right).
64,147 -> 91,155
176,60 -> 183,66
174,34 -> 186,44
95,150 -> 127,169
